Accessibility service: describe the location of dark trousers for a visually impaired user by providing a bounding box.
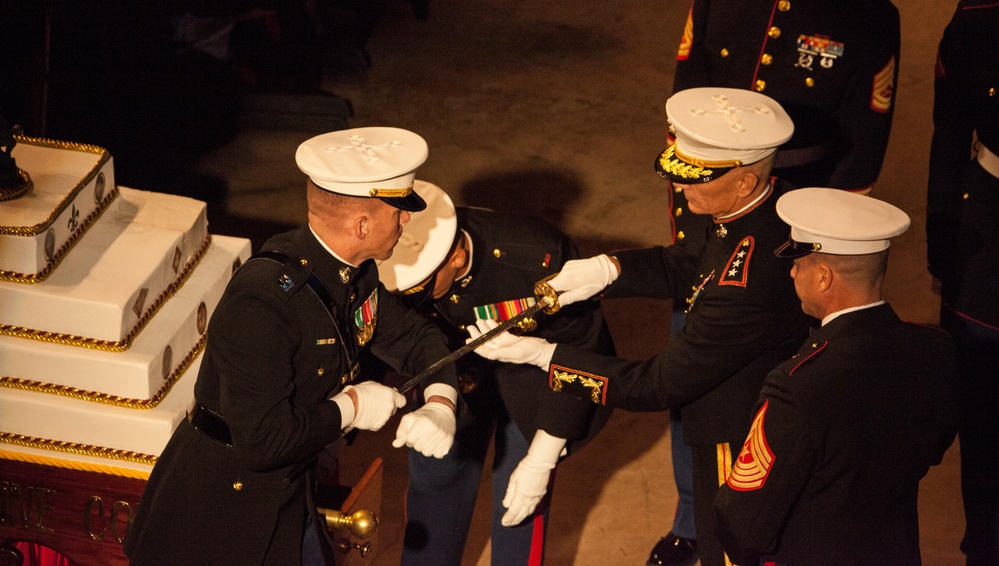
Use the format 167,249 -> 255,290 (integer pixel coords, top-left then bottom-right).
692,438 -> 746,566
942,307 -> 999,566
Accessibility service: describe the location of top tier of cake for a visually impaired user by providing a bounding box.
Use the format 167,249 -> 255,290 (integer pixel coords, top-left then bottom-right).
1,137 -> 115,282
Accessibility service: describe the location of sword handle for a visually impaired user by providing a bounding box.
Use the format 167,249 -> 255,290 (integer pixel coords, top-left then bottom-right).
534,278 -> 561,315
397,294 -> 555,394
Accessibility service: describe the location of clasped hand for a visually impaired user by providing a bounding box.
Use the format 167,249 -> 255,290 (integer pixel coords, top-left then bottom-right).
466,319 -> 556,371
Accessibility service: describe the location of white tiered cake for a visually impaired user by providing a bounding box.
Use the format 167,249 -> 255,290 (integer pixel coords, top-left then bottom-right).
0,136 -> 251,478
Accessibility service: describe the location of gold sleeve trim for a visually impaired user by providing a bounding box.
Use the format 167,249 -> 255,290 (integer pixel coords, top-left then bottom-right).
0,234 -> 212,350
551,367 -> 607,404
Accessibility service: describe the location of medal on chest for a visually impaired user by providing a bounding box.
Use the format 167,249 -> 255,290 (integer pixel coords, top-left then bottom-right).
474,297 -> 539,333
354,289 -> 378,346
795,34 -> 844,71
685,270 -> 715,314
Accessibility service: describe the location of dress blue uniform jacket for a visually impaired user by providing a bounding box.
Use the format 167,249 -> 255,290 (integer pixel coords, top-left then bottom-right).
714,304 -> 958,565
125,226 -> 457,565
545,180 -> 810,447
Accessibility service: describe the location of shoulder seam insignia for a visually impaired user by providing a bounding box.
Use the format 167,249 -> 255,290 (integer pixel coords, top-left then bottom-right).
788,341 -> 828,375
718,237 -> 754,287
677,7 -> 693,61
871,56 -> 896,113
727,400 -> 775,491
549,364 -> 609,405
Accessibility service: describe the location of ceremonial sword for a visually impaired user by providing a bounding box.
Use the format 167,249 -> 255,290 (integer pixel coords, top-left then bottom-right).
397,279 -> 562,394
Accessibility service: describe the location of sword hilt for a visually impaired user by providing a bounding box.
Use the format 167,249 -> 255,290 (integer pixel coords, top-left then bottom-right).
533,278 -> 562,315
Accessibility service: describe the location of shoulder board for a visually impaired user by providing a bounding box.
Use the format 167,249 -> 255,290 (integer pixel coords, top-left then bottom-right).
787,341 -> 828,376
247,250 -> 315,300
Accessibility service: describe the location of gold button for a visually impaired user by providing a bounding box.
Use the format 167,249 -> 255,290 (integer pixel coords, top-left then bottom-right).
677,231 -> 686,240
805,77 -> 815,87
300,259 -> 308,265
674,185 -> 683,193
963,193 -> 970,200
768,26 -> 781,39
493,248 -> 502,258
761,53 -> 773,65
341,374 -> 348,384
233,481 -> 243,491
755,80 -> 766,92
719,48 -> 729,57
778,0 -> 790,11
990,87 -> 996,97
450,294 -> 460,304
674,207 -> 683,217
317,368 -> 325,376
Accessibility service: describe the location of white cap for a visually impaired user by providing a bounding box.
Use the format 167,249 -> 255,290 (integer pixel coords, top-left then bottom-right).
377,180 -> 458,293
296,127 -> 429,211
656,87 -> 794,183
774,188 -> 911,257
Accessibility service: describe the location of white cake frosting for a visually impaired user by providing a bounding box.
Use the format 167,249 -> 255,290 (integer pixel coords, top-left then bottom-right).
0,355 -> 202,478
0,137 -> 116,281
0,186 -> 210,345
0,138 -> 251,477
0,235 -> 249,401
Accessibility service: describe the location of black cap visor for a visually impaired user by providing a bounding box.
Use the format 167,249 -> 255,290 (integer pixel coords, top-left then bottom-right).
380,191 -> 427,212
774,237 -> 820,259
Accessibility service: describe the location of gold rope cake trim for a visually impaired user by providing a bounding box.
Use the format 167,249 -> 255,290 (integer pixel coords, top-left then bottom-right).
0,185 -> 120,284
0,435 -> 157,470
0,449 -> 151,480
0,234 -> 212,351
0,135 -> 112,237
0,334 -> 205,409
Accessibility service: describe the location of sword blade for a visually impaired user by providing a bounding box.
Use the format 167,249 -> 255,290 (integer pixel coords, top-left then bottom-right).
398,295 -> 553,394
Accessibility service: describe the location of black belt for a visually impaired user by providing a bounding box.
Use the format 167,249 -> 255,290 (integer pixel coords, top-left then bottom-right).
189,403 -> 233,447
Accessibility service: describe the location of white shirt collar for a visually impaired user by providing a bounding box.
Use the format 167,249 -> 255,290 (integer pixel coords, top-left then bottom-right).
715,183 -> 772,221
821,300 -> 885,326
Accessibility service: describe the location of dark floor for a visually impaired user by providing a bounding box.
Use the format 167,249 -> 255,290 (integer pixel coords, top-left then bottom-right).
199,1 -> 966,564
11,0 -> 966,563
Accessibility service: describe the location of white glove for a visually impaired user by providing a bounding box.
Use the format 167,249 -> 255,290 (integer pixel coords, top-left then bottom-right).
546,254 -> 619,307
501,430 -> 567,526
392,385 -> 457,458
331,382 -> 406,431
467,319 -> 556,371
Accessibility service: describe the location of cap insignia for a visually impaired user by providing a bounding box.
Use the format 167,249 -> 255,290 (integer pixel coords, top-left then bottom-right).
659,145 -> 715,180
692,93 -> 772,132
324,135 -> 401,164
